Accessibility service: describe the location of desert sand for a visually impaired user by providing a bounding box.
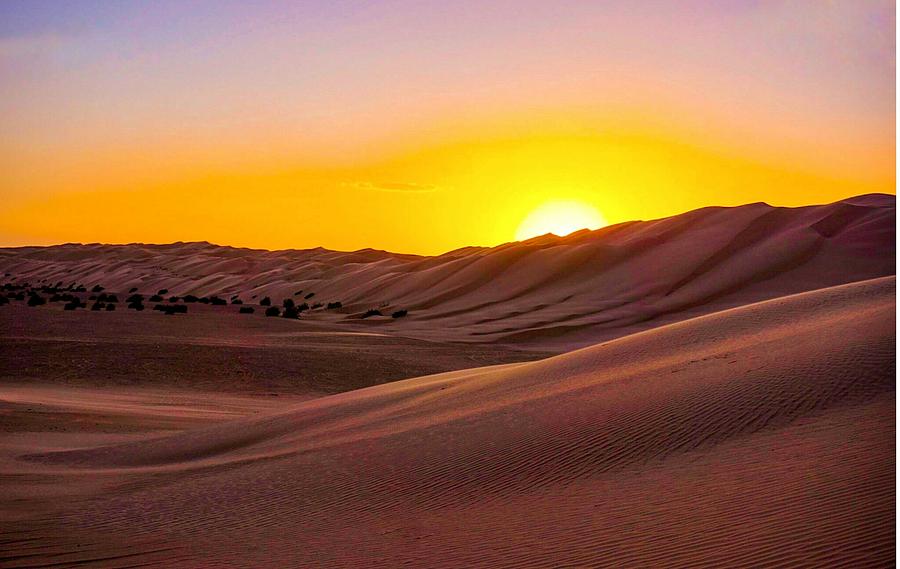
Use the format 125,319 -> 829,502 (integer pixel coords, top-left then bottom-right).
0,196 -> 895,567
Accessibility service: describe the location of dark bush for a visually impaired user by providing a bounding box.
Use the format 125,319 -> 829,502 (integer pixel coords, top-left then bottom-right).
311,302 -> 323,309
326,301 -> 342,309
239,306 -> 255,314
297,302 -> 309,313
282,306 -> 300,319
198,297 -> 210,304
265,306 -> 280,317
391,309 -> 408,318
260,296 -> 271,306
168,296 -> 180,303
127,301 -> 145,311
183,295 -> 198,303
126,294 -> 144,303
362,309 -> 382,318
210,296 -> 227,306
231,298 -> 243,305
91,285 -> 104,293
129,287 -> 138,293
91,302 -> 105,311
161,304 -> 187,315
283,298 -> 295,309
157,289 -> 168,295
294,290 -> 303,296
105,303 -> 116,311
149,295 -> 164,302
27,294 -> 46,307
304,292 -> 315,299
63,301 -> 79,310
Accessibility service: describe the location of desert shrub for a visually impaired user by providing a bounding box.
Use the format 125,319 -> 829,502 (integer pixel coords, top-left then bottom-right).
157,289 -> 168,295
129,287 -> 138,293
183,295 -> 198,303
326,301 -> 342,309
126,293 -> 144,303
105,303 -> 116,311
283,298 -> 295,309
260,296 -> 271,306
210,296 -> 227,306
304,292 -> 315,299
231,298 -> 243,305
294,290 -> 303,296
391,309 -> 408,319
74,285 -> 87,293
362,309 -> 382,318
297,302 -> 309,312
168,296 -> 180,303
312,302 -> 323,309
105,294 -> 119,303
127,301 -> 145,311
27,294 -> 46,307
265,306 -> 280,317
149,294 -> 164,302
239,306 -> 254,314
13,293 -> 24,301
91,302 -> 105,311
63,301 -> 79,310
198,297 -> 210,304
161,304 -> 187,315
153,304 -> 167,311
282,306 -> 299,319
91,285 -> 104,293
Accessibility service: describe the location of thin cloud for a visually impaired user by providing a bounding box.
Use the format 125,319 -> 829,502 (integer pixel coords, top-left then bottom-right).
0,33 -> 64,59
344,181 -> 440,194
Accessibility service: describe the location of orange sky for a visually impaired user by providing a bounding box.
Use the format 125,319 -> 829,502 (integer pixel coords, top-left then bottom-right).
0,1 -> 894,255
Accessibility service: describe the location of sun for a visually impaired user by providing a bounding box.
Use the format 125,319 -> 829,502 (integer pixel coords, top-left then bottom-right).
515,200 -> 607,241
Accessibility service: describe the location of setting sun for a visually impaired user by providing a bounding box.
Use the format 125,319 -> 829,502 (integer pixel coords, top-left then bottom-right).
515,201 -> 607,241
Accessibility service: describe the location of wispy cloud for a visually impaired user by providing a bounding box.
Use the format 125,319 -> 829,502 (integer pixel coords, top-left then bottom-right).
343,181 -> 440,193
0,33 -> 64,60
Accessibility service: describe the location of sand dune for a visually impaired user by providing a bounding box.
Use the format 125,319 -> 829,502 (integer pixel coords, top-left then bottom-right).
1,194 -> 893,350
2,276 -> 893,567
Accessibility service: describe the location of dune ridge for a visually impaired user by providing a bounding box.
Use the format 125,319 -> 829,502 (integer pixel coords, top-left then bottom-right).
0,194 -> 893,349
2,276 -> 894,568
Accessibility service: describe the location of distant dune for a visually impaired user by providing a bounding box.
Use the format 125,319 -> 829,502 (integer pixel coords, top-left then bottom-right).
0,194 -> 893,350
3,276 -> 893,567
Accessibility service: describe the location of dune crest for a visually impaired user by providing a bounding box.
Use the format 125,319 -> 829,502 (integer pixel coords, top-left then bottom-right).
0,195 -> 893,350
3,276 -> 894,567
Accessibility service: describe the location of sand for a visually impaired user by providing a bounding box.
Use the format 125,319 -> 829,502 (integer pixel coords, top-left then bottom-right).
0,195 -> 894,567
0,194 -> 893,351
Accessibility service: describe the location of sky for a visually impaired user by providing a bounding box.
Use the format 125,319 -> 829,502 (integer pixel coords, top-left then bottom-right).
0,0 -> 894,255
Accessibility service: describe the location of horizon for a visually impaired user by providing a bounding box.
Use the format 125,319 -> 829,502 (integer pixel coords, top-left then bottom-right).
2,191 -> 893,257
0,1 -> 895,254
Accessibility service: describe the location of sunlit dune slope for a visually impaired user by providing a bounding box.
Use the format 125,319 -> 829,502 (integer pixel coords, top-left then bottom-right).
5,276 -> 894,568
0,194 -> 893,350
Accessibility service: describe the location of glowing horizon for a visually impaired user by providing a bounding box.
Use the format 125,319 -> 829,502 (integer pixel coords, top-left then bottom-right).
0,1 -> 894,255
